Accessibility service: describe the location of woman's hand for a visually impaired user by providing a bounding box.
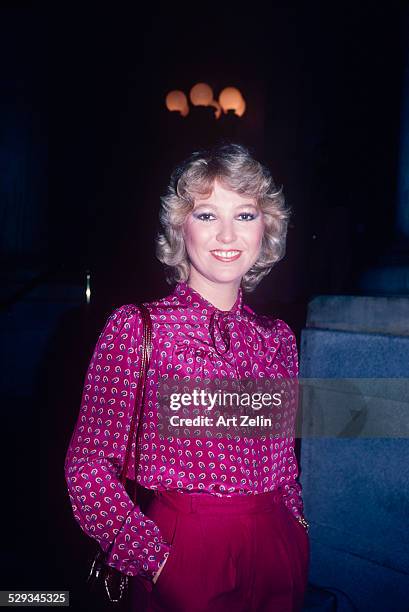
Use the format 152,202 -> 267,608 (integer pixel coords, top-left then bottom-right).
152,553 -> 169,585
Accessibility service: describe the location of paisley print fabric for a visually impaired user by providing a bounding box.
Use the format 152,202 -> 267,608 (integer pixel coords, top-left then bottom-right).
64,281 -> 304,583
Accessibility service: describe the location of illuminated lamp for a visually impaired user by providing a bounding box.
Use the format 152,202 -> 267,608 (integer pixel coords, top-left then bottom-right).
219,87 -> 246,117
165,90 -> 189,117
190,83 -> 214,106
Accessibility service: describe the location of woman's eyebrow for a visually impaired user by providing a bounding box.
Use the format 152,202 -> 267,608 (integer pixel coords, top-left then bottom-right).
193,201 -> 257,209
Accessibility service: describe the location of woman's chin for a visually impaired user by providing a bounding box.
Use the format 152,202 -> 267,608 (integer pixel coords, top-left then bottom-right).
208,270 -> 245,285
192,260 -> 249,285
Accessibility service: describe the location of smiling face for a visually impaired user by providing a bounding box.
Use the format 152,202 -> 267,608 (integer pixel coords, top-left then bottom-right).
182,180 -> 265,291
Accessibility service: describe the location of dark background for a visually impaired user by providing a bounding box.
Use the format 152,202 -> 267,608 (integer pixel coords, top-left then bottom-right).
3,4 -> 406,309
1,3 -> 408,611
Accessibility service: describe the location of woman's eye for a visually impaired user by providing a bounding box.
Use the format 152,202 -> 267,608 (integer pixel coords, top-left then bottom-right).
238,212 -> 257,221
195,213 -> 215,221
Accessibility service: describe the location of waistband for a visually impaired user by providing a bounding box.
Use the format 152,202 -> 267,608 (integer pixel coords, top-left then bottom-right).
152,488 -> 285,515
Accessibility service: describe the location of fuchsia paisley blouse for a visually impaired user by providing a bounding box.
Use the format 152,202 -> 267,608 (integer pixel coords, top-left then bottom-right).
64,281 -> 304,585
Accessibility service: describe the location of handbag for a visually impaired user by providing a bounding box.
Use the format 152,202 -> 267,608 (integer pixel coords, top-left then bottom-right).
86,303 -> 153,604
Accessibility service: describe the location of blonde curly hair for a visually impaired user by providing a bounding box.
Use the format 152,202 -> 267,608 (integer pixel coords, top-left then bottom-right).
156,143 -> 291,292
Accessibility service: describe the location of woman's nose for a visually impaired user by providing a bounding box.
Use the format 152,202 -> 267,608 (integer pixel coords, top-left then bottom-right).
216,221 -> 236,244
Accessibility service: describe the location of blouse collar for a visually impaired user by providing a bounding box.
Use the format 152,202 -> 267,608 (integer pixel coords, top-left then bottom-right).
170,281 -> 275,357
173,281 -> 247,355
173,281 -> 244,317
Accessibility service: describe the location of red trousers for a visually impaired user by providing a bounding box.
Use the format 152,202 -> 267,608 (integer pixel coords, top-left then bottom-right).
130,489 -> 309,612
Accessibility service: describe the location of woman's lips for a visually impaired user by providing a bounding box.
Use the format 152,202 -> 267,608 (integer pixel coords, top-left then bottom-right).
210,250 -> 242,262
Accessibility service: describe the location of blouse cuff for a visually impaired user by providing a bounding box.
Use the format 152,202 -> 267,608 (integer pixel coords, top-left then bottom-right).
106,539 -> 172,592
104,510 -> 172,589
280,484 -> 305,522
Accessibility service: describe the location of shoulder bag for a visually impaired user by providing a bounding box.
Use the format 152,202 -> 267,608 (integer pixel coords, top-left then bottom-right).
86,303 -> 153,604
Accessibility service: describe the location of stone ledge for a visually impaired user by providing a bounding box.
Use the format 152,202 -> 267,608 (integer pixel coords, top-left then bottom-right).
306,295 -> 409,337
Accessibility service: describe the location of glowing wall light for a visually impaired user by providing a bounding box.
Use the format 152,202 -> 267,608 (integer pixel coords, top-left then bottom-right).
190,83 -> 214,106
165,90 -> 189,117
190,83 -> 222,119
165,85 -> 246,119
219,87 -> 246,117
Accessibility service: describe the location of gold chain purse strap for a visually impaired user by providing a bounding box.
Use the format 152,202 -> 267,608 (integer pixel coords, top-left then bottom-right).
86,304 -> 153,604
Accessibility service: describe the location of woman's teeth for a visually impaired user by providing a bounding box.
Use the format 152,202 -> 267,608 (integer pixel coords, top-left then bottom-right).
211,250 -> 242,261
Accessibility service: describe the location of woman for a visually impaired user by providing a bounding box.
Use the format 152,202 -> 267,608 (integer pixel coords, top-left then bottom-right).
64,143 -> 310,611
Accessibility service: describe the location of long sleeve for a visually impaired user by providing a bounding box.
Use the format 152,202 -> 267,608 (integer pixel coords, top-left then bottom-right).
64,305 -> 171,584
275,320 -> 305,520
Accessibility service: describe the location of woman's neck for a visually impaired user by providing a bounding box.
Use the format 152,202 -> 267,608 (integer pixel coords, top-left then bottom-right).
186,275 -> 240,312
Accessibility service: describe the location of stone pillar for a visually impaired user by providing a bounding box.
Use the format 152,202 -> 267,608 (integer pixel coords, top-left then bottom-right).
299,295 -> 409,611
